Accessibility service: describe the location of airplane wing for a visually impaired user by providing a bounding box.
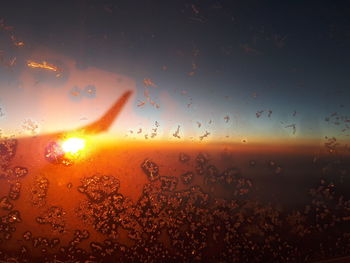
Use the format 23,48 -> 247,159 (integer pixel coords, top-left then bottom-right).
76,90 -> 133,134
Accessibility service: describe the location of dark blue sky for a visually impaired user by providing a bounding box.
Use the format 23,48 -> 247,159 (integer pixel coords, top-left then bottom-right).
0,0 -> 349,143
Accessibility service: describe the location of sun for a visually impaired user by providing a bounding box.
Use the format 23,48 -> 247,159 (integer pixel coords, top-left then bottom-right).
61,137 -> 86,155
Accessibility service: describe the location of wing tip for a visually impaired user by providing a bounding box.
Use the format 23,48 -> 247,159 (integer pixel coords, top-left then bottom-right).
77,90 -> 133,134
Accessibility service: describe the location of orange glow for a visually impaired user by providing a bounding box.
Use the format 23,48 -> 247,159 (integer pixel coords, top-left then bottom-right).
10,35 -> 25,47
26,60 -> 61,76
14,41 -> 25,47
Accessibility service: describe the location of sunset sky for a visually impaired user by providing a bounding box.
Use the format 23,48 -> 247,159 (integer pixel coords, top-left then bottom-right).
0,1 -> 349,144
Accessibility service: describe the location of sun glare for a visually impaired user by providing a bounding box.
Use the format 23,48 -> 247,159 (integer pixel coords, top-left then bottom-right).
61,137 -> 86,154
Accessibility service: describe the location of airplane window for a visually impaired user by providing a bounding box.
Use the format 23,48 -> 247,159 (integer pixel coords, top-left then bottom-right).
0,1 -> 350,262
